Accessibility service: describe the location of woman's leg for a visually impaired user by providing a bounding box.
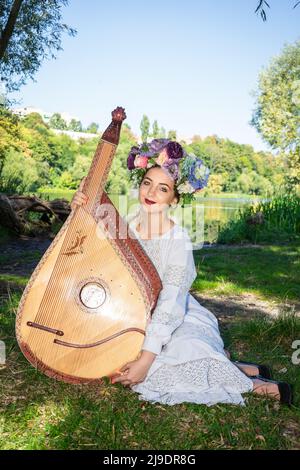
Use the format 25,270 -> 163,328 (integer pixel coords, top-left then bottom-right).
224,350 -> 261,376
251,378 -> 280,400
234,362 -> 260,376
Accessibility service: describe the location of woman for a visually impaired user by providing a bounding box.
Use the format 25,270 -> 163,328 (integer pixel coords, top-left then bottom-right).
71,139 -> 292,406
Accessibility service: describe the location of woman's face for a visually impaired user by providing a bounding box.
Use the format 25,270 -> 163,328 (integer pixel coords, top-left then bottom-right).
139,166 -> 178,213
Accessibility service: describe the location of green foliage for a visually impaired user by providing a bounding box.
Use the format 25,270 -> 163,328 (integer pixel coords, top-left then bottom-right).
187,136 -> 285,196
0,105 -> 21,172
48,113 -> 67,130
0,108 -> 289,199
152,120 -> 159,138
68,119 -> 82,132
140,114 -> 150,142
86,122 -> 99,134
167,130 -> 177,140
0,148 -> 39,193
106,126 -> 137,195
217,192 -> 300,244
0,0 -> 76,92
251,40 -> 300,188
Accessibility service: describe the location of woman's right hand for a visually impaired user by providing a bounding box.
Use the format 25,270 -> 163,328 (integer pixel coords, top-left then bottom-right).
70,177 -> 88,211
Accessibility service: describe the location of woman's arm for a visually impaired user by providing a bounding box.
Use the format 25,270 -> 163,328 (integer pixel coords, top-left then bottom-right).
142,236 -> 197,355
111,350 -> 157,386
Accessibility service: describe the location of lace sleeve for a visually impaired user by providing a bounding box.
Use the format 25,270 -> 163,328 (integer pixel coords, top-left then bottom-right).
142,235 -> 197,355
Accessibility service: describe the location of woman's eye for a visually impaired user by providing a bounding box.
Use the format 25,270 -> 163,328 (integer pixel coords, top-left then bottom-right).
161,188 -> 167,192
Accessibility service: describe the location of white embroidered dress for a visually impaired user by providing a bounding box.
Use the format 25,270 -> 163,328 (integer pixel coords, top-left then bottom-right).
128,219 -> 253,406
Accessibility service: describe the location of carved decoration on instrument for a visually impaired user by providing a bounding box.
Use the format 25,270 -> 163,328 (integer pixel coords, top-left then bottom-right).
62,230 -> 87,255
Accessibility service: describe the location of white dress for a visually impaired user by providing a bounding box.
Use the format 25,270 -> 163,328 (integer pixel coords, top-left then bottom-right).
128,218 -> 253,406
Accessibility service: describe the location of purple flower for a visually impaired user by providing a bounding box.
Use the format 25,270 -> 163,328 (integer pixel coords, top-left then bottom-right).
127,146 -> 139,170
149,138 -> 170,154
166,141 -> 184,160
162,160 -> 179,180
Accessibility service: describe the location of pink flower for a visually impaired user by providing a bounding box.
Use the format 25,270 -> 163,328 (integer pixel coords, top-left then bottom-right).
134,156 -> 148,168
155,149 -> 169,166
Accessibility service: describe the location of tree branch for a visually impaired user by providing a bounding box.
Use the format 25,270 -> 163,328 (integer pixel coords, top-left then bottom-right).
0,0 -> 24,61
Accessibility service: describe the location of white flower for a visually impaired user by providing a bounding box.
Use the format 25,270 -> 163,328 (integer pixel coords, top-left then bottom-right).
177,181 -> 195,194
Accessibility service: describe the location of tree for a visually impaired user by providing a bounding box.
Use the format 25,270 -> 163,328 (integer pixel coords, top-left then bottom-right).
68,119 -> 83,132
21,112 -> 48,131
152,120 -> 159,138
48,113 -> 67,130
140,114 -> 150,142
0,0 -> 76,92
255,1 -> 300,21
1,148 -> 39,193
0,105 -> 21,173
159,126 -> 166,138
167,130 -> 177,140
251,40 -> 300,187
86,122 -> 99,134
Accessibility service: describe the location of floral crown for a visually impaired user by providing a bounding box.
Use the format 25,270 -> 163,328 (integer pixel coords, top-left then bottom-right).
127,138 -> 210,205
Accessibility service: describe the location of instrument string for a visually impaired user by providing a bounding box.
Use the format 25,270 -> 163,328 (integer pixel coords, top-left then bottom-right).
50,212 -> 100,373
42,199 -> 98,369
28,206 -> 85,360
41,177 -> 108,370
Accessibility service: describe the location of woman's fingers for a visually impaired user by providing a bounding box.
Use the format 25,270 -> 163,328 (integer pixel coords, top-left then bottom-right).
70,190 -> 88,209
79,176 -> 87,191
76,192 -> 88,203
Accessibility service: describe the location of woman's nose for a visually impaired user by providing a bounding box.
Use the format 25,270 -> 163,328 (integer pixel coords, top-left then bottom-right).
147,187 -> 156,197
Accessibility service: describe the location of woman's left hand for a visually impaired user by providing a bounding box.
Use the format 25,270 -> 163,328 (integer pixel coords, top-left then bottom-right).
111,357 -> 152,387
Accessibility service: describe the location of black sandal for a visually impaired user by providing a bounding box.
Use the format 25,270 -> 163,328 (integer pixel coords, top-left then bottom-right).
253,377 -> 293,406
234,361 -> 272,379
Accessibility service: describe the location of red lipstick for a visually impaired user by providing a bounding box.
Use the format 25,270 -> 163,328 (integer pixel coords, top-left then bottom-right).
145,198 -> 156,205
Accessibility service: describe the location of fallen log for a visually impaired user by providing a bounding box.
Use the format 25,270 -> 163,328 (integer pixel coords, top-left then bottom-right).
0,193 -> 71,236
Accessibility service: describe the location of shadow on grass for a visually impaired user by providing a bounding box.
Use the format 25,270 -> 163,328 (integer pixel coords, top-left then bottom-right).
193,243 -> 300,305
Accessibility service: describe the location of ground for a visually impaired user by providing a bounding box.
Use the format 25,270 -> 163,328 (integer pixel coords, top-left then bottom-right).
0,235 -> 299,450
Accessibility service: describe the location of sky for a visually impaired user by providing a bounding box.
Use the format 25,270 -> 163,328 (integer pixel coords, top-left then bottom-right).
11,0 -> 300,152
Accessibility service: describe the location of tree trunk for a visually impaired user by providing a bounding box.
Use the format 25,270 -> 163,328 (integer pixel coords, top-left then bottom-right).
0,193 -> 71,236
0,0 -> 24,60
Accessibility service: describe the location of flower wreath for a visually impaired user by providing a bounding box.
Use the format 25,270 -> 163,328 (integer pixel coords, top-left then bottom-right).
127,138 -> 210,205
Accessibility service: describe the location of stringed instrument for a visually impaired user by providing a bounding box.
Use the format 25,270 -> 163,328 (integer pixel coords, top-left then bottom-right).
16,107 -> 162,384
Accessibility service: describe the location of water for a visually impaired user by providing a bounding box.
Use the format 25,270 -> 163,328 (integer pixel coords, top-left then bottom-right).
198,196 -> 257,243
109,194 -> 260,245
40,189 -> 259,245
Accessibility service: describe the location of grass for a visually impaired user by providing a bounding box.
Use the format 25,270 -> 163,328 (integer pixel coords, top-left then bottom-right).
197,192 -> 262,200
0,244 -> 300,449
193,243 -> 300,303
37,188 -> 75,202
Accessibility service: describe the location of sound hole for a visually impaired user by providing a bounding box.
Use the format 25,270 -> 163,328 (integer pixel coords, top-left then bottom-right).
80,282 -> 106,309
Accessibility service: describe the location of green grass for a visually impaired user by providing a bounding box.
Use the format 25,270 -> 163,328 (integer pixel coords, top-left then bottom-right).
37,188 -> 75,202
0,274 -> 28,287
197,192 -> 262,200
0,243 -> 300,449
193,243 -> 300,303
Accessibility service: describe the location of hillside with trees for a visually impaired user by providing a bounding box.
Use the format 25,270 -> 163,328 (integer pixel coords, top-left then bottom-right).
0,107 -> 287,198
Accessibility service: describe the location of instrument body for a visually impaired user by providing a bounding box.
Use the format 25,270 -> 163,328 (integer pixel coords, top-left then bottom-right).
16,108 -> 162,383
